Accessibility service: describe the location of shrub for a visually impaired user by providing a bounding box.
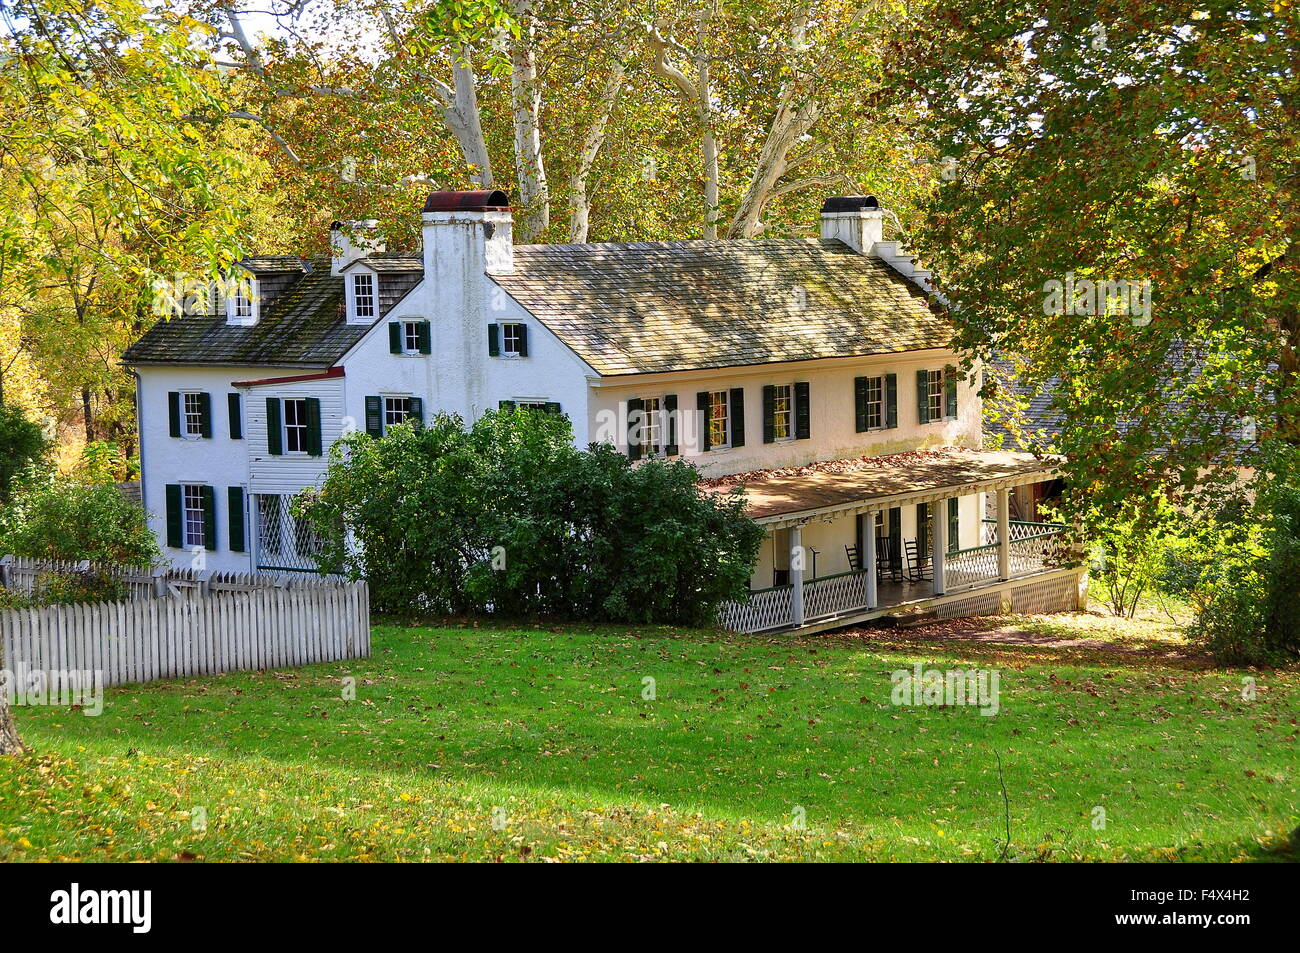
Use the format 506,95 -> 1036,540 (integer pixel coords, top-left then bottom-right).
0,476 -> 160,566
301,409 -> 763,625
0,403 -> 49,506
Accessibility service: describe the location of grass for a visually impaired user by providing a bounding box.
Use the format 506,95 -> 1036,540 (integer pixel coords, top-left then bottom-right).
2,612 -> 1297,862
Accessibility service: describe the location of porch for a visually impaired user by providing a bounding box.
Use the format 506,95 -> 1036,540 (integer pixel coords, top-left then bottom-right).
712,449 -> 1084,634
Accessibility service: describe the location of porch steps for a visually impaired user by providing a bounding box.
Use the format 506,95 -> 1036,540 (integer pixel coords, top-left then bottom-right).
876,606 -> 940,629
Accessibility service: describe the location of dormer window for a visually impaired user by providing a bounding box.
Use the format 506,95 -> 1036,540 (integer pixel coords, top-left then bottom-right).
224,273 -> 259,326
234,288 -> 254,321
352,272 -> 376,320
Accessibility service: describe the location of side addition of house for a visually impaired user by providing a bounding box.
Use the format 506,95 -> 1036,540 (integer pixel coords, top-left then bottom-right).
124,191 -> 1086,632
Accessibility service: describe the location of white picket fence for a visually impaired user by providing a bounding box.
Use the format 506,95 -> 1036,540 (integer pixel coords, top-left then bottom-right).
0,582 -> 370,688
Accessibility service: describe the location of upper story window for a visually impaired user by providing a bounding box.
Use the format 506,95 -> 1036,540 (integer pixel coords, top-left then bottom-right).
917,366 -> 958,424
925,370 -> 944,422
234,288 -> 254,321
183,392 -> 205,437
708,390 -> 730,449
352,272 -> 377,320
403,322 -> 420,354
640,396 -> 663,455
168,390 -> 211,439
224,274 -> 259,326
502,322 -> 524,356
770,384 -> 793,440
283,398 -> 308,453
862,376 -> 884,430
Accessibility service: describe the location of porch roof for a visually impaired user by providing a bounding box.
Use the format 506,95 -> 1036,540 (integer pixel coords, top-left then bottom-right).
702,448 -> 1060,528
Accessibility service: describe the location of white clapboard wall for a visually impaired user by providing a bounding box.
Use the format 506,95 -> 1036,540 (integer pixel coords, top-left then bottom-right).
0,582 -> 370,688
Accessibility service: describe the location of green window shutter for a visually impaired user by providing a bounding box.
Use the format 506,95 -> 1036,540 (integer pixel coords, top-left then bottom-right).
487,323 -> 500,356
947,497 -> 960,553
266,398 -> 283,455
168,392 -> 181,437
885,373 -> 898,428
418,321 -> 432,355
762,385 -> 775,443
498,400 -> 516,411
729,387 -> 745,447
165,484 -> 183,548
517,324 -> 529,357
305,397 -> 323,456
543,401 -> 562,415
696,391 -> 711,452
917,502 -> 931,556
664,394 -> 678,455
626,397 -> 644,460
228,486 -> 246,553
201,485 -> 217,551
916,369 -> 930,424
228,393 -> 243,439
794,381 -> 810,440
389,322 -> 402,354
408,396 -> 424,428
888,507 -> 902,574
365,395 -> 383,437
854,377 -> 867,432
198,392 -> 213,438
945,365 -> 958,419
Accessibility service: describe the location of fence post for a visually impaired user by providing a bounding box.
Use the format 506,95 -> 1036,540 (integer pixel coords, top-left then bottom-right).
0,554 -> 11,590
152,566 -> 168,598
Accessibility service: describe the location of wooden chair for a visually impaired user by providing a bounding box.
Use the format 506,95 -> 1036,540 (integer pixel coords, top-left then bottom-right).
876,535 -> 905,583
904,539 -> 932,582
844,544 -> 861,572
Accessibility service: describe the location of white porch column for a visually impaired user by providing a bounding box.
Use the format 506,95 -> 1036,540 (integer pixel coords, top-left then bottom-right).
997,488 -> 1012,580
931,500 -> 946,596
864,513 -> 878,610
789,523 -> 805,626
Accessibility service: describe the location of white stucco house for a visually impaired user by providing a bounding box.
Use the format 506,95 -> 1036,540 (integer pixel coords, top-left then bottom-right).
124,191 -> 1084,633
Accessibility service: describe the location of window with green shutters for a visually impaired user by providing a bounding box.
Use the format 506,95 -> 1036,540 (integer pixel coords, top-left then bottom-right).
487,323 -> 501,356
626,397 -> 644,460
228,393 -> 243,439
168,391 -> 212,438
365,395 -> 383,437
390,320 -> 432,355
918,368 -> 957,423
854,374 -> 897,432
165,483 -> 216,551
762,383 -> 809,442
304,397 -> 323,456
266,398 -> 283,454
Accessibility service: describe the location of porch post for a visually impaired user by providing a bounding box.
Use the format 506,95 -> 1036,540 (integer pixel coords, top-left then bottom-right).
931,499 -> 946,596
997,488 -> 1012,580
863,512 -> 878,610
789,522 -> 805,626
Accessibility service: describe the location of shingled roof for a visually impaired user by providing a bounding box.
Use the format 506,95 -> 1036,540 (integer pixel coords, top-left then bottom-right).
123,258 -> 420,367
493,239 -> 950,376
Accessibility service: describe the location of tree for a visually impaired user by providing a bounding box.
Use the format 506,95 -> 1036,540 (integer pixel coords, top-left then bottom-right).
882,1 -> 1299,527
0,404 -> 49,506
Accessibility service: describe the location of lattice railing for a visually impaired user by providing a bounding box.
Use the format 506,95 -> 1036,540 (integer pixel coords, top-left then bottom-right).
803,570 -> 870,621
944,542 -> 1001,589
718,583 -> 794,633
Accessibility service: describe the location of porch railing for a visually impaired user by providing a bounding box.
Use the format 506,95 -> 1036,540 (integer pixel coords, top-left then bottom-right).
982,519 -> 1068,544
718,582 -> 794,633
944,541 -> 1001,589
803,569 -> 871,620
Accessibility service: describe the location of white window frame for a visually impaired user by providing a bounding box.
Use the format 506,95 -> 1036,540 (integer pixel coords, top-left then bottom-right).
225,275 -> 259,326
708,390 -> 731,450
863,375 -> 885,430
401,321 -> 422,355
383,395 -> 411,432
501,322 -> 524,357
347,270 -> 378,324
182,484 -> 206,549
926,369 -> 944,423
771,383 -> 794,441
181,391 -> 205,438
283,397 -> 308,454
640,395 -> 664,456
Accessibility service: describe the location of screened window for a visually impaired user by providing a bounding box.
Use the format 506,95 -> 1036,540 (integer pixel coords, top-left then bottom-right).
502,322 -> 524,356
283,398 -> 308,453
384,396 -> 411,430
771,384 -> 793,440
183,484 -> 206,548
353,273 -> 376,319
926,370 -> 944,422
708,390 -> 730,448
183,392 -> 205,437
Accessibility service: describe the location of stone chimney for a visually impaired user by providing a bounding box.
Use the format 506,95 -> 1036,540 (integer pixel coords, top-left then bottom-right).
329,220 -> 385,276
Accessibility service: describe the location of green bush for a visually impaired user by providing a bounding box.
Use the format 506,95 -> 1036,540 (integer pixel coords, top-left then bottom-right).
0,476 -> 160,566
300,409 -> 763,625
0,403 -> 49,506
0,570 -> 129,609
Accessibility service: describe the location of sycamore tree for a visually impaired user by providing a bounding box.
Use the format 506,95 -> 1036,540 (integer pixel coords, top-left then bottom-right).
883,1 -> 1299,526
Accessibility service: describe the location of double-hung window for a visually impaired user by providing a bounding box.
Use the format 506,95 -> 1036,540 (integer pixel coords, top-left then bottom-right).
403,321 -> 421,354
352,273 -> 376,320
183,392 -> 205,437
640,396 -> 663,456
183,484 -> 207,549
384,396 -> 411,429
771,384 -> 793,440
862,376 -> 884,430
926,369 -> 944,422
708,390 -> 730,449
502,323 -> 524,356
283,398 -> 308,453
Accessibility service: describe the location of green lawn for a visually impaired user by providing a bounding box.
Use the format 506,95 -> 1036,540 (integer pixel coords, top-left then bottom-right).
2,616 -> 1297,862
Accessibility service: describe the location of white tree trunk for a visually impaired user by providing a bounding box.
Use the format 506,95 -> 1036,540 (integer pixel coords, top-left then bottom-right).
509,0 -> 549,239
568,57 -> 628,242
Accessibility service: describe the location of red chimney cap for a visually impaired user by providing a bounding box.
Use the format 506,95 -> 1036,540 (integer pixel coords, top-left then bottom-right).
422,190 -> 510,212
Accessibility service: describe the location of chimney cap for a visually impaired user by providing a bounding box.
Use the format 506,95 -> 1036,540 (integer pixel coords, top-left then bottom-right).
423,190 -> 511,212
821,195 -> 880,213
